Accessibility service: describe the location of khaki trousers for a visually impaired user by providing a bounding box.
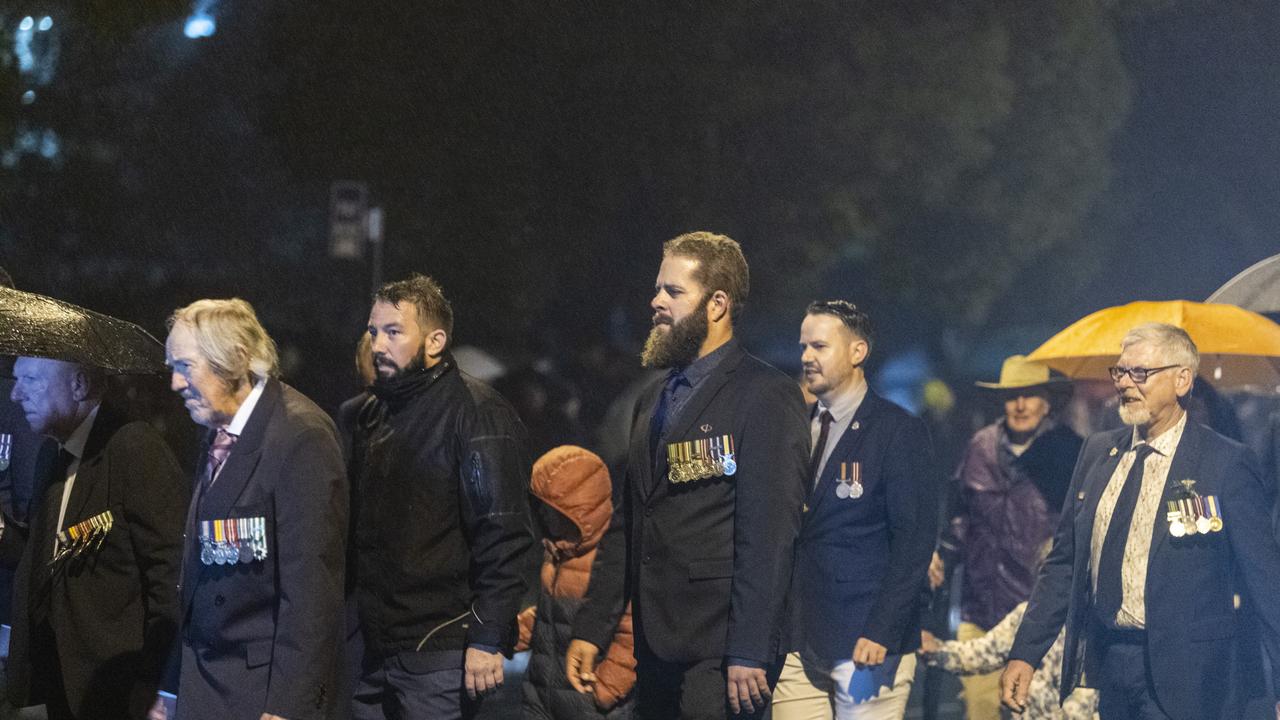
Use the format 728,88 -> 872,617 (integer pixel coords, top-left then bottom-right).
957,621 -> 1003,720
772,651 -> 915,720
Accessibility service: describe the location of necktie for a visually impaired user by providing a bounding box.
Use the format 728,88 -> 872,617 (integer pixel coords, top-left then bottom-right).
809,410 -> 834,487
1095,443 -> 1156,626
649,371 -> 687,457
203,429 -> 237,493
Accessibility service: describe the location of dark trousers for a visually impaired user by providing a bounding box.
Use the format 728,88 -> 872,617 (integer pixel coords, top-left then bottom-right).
352,654 -> 478,720
634,633 -> 779,720
1093,626 -> 1173,720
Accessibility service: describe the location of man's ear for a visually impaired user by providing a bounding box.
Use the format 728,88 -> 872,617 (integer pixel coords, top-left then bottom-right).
706,290 -> 731,324
849,338 -> 869,368
424,328 -> 449,359
1174,366 -> 1194,398
70,368 -> 93,402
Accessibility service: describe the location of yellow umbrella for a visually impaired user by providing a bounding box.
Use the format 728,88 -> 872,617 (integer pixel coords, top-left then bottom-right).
1026,300 -> 1280,389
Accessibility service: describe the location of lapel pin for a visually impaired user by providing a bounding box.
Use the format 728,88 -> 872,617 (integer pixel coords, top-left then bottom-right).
1109,447 -> 1118,457
700,424 -> 713,433
851,421 -> 861,431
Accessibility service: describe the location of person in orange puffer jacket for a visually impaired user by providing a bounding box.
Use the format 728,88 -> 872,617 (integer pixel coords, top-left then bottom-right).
517,445 -> 636,719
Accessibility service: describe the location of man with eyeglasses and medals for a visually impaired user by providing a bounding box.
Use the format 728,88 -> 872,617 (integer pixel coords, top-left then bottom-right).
567,232 -> 808,719
772,300 -> 938,720
1003,323 -> 1280,720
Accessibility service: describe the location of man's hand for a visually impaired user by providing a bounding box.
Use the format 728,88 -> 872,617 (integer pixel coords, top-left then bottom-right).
918,629 -> 942,654
147,696 -> 167,720
726,664 -> 771,715
1000,659 -> 1035,713
928,551 -> 945,590
565,639 -> 600,694
260,715 -> 287,720
852,637 -> 888,667
464,646 -> 504,700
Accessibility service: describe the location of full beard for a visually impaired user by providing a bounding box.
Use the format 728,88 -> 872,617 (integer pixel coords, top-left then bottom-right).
641,303 -> 709,369
373,344 -> 428,382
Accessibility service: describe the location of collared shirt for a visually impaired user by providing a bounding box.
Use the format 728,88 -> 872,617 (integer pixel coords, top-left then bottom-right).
55,404 -> 100,533
666,338 -> 737,428
809,378 -> 869,483
1090,411 -> 1187,628
211,379 -> 265,482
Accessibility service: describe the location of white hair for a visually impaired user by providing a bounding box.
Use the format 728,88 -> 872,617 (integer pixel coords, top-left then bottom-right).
168,298 -> 279,387
1120,322 -> 1200,375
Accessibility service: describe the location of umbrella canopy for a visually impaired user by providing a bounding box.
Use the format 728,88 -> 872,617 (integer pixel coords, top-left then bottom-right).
1026,300 -> 1280,388
0,286 -> 167,374
1206,253 -> 1280,315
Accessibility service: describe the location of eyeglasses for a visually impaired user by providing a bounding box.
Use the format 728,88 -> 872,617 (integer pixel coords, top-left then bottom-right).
1107,365 -> 1179,383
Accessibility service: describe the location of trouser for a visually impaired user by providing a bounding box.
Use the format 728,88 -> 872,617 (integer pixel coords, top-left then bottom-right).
351,654 -> 477,720
956,621 -> 1003,720
634,635 -> 780,720
771,651 -> 916,720
1092,626 -> 1171,720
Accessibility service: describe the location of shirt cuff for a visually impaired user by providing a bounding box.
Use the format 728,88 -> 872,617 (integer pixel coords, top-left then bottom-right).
726,656 -> 765,669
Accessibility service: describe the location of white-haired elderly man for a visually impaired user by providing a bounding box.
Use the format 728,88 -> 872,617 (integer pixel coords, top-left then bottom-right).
157,298 -> 348,720
1001,322 -> 1280,720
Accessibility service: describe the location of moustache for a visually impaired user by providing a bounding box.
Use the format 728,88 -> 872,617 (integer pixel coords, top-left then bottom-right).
652,314 -> 673,327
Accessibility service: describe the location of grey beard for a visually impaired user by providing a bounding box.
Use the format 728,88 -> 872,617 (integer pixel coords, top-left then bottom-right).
641,309 -> 707,369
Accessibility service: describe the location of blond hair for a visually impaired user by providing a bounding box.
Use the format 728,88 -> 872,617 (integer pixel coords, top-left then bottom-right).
168,298 -> 279,388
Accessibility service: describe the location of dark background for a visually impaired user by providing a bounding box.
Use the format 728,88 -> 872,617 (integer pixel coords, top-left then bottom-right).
0,0 -> 1276,440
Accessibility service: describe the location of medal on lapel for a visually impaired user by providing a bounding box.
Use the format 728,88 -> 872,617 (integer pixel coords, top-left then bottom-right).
199,520 -> 215,565
50,510 -> 114,567
720,434 -> 737,476
0,433 -> 11,472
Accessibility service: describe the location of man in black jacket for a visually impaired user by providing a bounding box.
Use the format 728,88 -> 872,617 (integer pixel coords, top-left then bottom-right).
350,274 -> 537,720
567,232 -> 809,719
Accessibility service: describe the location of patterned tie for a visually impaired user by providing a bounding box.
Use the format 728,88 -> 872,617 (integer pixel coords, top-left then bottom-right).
1095,442 -> 1156,626
809,410 -> 834,488
204,428 -> 237,492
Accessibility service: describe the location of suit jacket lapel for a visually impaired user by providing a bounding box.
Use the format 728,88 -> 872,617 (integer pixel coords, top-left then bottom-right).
1078,429 -> 1132,529
63,403 -> 122,525
199,379 -> 277,519
635,379 -> 663,501
808,392 -> 879,513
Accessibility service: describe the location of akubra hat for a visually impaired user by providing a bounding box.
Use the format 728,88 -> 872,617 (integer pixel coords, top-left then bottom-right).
975,354 -> 1072,391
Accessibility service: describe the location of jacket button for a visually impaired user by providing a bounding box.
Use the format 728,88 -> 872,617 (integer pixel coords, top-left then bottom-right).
645,507 -> 653,517
642,555 -> 651,564
214,594 -> 225,606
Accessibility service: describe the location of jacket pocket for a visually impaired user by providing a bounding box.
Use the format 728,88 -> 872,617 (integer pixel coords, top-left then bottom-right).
1188,615 -> 1234,641
245,639 -> 273,668
688,558 -> 733,580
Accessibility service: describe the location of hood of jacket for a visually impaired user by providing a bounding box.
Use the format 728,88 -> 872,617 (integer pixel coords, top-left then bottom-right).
530,445 -> 612,560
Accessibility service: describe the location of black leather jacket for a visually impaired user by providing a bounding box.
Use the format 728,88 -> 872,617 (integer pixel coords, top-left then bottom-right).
348,355 -> 537,663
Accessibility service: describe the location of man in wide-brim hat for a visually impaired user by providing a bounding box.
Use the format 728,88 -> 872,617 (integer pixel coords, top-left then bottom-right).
929,355 -> 1082,720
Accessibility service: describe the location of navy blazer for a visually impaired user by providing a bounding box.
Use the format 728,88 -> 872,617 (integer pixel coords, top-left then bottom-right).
575,342 -> 808,664
788,390 -> 938,666
175,379 -> 349,720
1010,420 -> 1280,720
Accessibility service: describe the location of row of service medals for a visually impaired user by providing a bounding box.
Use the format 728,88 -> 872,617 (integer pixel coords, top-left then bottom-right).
51,510 -> 112,566
1166,479 -> 1223,538
667,435 -> 737,484
200,517 -> 268,565
835,462 -> 864,499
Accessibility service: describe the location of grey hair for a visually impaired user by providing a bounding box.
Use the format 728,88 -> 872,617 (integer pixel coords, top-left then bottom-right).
168,298 -> 279,388
1120,322 -> 1200,376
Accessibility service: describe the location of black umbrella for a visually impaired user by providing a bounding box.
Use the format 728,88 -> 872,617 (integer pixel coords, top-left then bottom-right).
0,286 -> 167,374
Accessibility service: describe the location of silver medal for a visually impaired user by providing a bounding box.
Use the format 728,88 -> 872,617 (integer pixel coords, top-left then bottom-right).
835,482 -> 851,499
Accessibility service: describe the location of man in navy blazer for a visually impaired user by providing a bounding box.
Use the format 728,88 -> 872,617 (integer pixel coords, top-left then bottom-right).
567,232 -> 809,719
773,300 -> 938,720
1002,322 -> 1280,720
161,299 -> 348,720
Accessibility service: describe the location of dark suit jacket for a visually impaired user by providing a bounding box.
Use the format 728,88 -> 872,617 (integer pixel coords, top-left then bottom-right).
1010,420 -> 1280,720
788,391 -> 938,666
574,342 -> 808,664
175,379 -> 348,720
6,403 -> 188,718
